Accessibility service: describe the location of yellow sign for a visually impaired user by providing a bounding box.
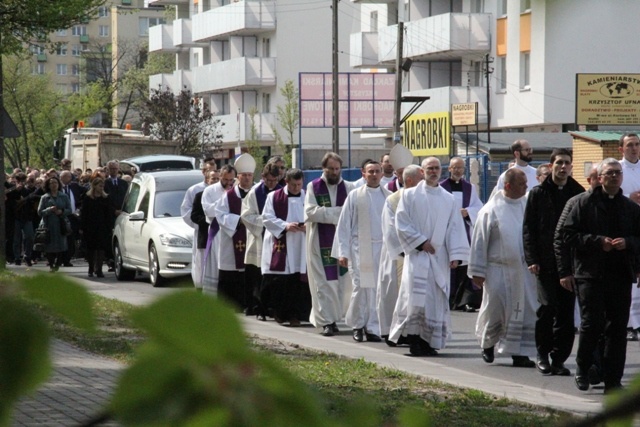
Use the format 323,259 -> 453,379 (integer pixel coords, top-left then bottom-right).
576,74 -> 640,125
451,103 -> 477,126
403,112 -> 450,156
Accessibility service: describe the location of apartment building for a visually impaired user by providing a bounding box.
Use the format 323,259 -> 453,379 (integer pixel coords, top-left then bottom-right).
148,0 -> 386,167
351,0 -> 640,136
30,0 -> 166,126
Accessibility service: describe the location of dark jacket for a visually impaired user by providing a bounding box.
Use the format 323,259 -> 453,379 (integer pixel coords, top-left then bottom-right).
559,186 -> 640,282
190,191 -> 209,249
523,175 -> 585,274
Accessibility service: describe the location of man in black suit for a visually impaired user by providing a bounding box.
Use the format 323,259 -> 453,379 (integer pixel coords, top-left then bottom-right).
60,170 -> 87,266
104,160 -> 129,271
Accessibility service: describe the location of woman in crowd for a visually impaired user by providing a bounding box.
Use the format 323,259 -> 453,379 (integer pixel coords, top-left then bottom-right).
37,176 -> 71,272
80,177 -> 113,277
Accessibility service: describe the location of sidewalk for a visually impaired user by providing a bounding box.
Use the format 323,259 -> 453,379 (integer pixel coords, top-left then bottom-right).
9,264 -> 639,424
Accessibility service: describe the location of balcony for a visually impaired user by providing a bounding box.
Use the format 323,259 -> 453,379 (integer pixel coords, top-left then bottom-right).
217,112 -> 276,144
36,53 -> 47,62
379,13 -> 491,63
192,1 -> 276,42
147,0 -> 188,5
149,69 -> 193,94
79,34 -> 90,43
350,32 -> 379,68
403,86 -> 488,124
192,57 -> 276,94
174,19 -> 206,48
148,24 -> 177,53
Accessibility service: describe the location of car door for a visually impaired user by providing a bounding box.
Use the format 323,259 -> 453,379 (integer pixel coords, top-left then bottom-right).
128,190 -> 151,266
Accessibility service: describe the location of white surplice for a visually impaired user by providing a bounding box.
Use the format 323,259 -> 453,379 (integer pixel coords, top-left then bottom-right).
261,188 -> 307,275
304,177 -> 355,328
181,180 -> 207,288
241,183 -> 266,269
377,190 -> 403,336
332,185 -> 389,334
388,183 -> 470,349
620,158 -> 640,330
214,185 -> 247,272
468,191 -> 538,357
201,182 -> 225,295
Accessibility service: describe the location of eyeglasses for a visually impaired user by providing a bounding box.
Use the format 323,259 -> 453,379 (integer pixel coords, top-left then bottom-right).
601,170 -> 623,177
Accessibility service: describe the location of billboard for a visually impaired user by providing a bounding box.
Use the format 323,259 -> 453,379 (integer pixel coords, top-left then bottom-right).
403,112 -> 450,156
451,102 -> 477,126
299,72 -> 395,128
576,73 -> 640,125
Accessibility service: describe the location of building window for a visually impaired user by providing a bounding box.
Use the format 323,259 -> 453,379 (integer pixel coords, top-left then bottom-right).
498,56 -> 507,91
370,11 -> 378,32
72,83 -> 80,93
521,0 -> 531,13
33,63 -> 46,75
56,64 -> 68,75
72,25 -> 87,36
72,64 -> 80,75
56,29 -> 67,37
99,25 -> 110,37
470,0 -> 484,13
98,6 -> 109,17
262,38 -> 270,57
262,93 -> 271,113
30,45 -> 45,54
520,52 -> 530,89
470,60 -> 483,87
56,44 -> 68,56
138,17 -> 166,36
498,0 -> 507,16
72,44 -> 81,56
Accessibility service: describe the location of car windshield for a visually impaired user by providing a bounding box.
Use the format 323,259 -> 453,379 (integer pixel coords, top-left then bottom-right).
153,190 -> 185,218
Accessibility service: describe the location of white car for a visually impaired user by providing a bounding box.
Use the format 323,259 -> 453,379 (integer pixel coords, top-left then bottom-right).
112,170 -> 203,286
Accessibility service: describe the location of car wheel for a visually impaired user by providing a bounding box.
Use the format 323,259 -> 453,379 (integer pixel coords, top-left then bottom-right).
148,243 -> 165,287
114,240 -> 135,281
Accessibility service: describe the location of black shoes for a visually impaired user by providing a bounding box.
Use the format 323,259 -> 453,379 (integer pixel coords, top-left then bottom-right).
575,375 -> 590,391
63,262 -> 74,267
365,333 -> 382,342
321,322 -> 339,337
289,318 -> 301,327
587,365 -> 602,385
512,356 -> 535,368
482,346 -> 495,363
603,382 -> 623,395
536,355 -> 552,374
409,339 -> 438,357
353,328 -> 364,342
88,272 -> 94,278
550,363 -> 571,376
96,272 -> 105,278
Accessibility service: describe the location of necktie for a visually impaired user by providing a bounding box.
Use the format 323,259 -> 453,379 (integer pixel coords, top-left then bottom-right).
64,186 -> 69,195
113,179 -> 117,186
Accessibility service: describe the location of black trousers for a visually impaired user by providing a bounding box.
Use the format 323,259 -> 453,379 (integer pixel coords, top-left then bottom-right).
244,264 -> 263,312
449,264 -> 482,309
535,272 -> 576,364
575,277 -> 632,387
261,273 -> 311,322
218,270 -> 247,311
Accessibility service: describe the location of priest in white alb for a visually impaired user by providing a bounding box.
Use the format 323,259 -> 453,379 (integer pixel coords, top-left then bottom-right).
469,168 -> 538,368
377,144 -> 420,345
332,160 -> 390,343
261,168 -> 308,326
388,157 -> 469,356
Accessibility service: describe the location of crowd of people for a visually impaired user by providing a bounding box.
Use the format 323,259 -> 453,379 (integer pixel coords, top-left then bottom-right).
6,159 -> 133,274
9,135 -> 640,396
182,136 -> 640,396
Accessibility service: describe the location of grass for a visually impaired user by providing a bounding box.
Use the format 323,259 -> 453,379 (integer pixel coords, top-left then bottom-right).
16,284 -> 573,427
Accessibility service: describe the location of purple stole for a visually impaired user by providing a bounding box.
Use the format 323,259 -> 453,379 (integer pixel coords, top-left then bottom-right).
269,189 -> 289,272
311,178 -> 347,280
440,178 -> 472,242
227,187 -> 247,269
387,177 -> 399,193
255,181 -> 282,214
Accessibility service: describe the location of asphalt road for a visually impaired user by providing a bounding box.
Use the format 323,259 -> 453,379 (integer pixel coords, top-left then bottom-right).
12,260 -> 640,415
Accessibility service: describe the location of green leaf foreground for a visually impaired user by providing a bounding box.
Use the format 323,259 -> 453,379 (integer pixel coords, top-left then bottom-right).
3,273 -> 640,426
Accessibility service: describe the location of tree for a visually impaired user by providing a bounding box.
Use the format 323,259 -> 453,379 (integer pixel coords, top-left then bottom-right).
272,79 -> 299,167
0,0 -> 106,266
140,86 -> 224,156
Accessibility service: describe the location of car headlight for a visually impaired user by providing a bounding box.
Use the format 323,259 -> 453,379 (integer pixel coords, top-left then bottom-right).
159,234 -> 192,247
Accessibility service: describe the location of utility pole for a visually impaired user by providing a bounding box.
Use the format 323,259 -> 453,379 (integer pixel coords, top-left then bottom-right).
393,22 -> 404,145
331,0 -> 339,154
484,53 -> 493,145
